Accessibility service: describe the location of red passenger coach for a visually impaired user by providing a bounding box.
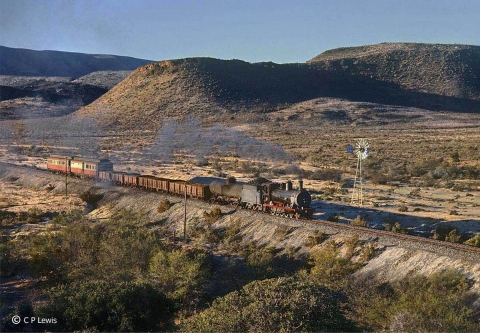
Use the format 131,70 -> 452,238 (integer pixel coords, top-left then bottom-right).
47,155 -> 72,173
70,157 -> 113,178
47,155 -> 113,178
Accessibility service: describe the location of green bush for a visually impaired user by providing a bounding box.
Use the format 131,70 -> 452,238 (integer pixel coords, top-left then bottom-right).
242,242 -> 275,280
182,277 -> 356,332
304,229 -> 327,247
350,215 -> 367,227
149,248 -> 212,306
39,280 -> 173,332
0,240 -> 22,277
464,234 -> 480,247
351,270 -> 478,332
308,241 -> 361,289
203,206 -> 222,224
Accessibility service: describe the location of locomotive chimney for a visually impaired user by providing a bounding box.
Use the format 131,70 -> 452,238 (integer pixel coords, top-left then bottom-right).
286,180 -> 292,191
298,180 -> 303,191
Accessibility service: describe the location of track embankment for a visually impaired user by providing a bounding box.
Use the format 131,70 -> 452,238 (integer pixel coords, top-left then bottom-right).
1,162 -> 479,306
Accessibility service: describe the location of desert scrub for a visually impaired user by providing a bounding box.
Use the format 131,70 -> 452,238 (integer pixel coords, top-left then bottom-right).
305,230 -> 328,248
203,207 -> 222,224
359,242 -> 378,262
274,224 -> 294,241
327,213 -> 339,222
157,199 -> 171,213
350,215 -> 367,227
79,190 -> 103,205
464,234 -> 480,247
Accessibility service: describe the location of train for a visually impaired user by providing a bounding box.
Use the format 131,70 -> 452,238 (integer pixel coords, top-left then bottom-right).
47,155 -> 314,218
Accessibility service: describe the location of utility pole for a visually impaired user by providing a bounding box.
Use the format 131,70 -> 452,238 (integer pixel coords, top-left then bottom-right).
65,157 -> 68,199
184,184 -> 187,242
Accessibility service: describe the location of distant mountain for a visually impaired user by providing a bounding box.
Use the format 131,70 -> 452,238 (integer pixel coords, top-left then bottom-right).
308,43 -> 480,101
0,46 -> 153,78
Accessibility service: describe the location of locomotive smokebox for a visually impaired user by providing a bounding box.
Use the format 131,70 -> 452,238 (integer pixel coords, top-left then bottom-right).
298,180 -> 303,190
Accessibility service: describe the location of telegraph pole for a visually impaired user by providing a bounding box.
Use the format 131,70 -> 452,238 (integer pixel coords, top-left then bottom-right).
65,157 -> 68,199
184,184 -> 187,241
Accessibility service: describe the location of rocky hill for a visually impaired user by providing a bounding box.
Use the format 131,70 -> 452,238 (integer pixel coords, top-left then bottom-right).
0,76 -> 107,119
0,46 -> 152,78
308,43 -> 480,101
74,44 -> 480,131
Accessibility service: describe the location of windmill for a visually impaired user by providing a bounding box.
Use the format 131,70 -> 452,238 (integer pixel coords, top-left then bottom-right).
348,139 -> 370,205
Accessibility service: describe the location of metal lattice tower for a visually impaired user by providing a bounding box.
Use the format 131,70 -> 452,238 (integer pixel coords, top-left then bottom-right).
348,139 -> 369,205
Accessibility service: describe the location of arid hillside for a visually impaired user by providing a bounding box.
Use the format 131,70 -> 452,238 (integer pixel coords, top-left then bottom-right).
74,44 -> 480,131
0,76 -> 108,119
308,43 -> 480,101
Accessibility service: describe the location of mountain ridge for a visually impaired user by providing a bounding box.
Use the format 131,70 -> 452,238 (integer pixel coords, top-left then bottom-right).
0,46 -> 153,78
308,43 -> 480,101
74,43 -> 480,131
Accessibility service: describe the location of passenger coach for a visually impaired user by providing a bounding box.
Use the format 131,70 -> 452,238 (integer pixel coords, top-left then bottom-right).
47,155 -> 113,178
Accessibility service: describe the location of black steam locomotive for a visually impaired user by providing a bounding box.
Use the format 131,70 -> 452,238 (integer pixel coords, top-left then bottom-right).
209,178 -> 314,218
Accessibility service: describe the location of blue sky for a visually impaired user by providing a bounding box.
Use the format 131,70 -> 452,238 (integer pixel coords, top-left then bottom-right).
1,0 -> 478,63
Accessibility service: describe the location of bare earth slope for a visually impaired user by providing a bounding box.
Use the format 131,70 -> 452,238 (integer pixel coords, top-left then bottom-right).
308,43 -> 480,101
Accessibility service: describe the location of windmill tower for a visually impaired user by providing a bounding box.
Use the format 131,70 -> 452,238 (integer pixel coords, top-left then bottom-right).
348,139 -> 370,205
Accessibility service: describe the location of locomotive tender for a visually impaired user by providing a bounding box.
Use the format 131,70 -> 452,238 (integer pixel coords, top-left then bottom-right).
47,155 -> 314,218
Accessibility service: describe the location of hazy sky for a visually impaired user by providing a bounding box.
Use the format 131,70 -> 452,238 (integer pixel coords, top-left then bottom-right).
1,0 -> 478,63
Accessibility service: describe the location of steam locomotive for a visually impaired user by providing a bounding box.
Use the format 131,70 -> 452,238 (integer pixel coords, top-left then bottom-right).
209,178 -> 313,218
46,155 -> 314,218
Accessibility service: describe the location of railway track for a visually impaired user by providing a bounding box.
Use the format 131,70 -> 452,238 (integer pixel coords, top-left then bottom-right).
308,217 -> 480,255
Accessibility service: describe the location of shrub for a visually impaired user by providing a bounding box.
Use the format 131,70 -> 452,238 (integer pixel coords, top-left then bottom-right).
309,241 -> 361,289
223,218 -> 243,249
79,190 -> 103,205
203,206 -> 222,224
305,229 -> 327,247
359,242 -> 378,262
350,215 -> 367,227
432,225 -> 457,241
398,205 -> 408,212
157,199 -> 171,213
327,213 -> 339,222
449,210 -> 459,215
450,151 -> 460,162
0,241 -> 22,277
383,222 -> 407,234
445,229 -> 462,243
243,242 -> 275,280
149,248 -> 212,306
273,224 -> 293,241
39,280 -> 173,332
350,270 -> 478,332
182,277 -> 356,332
464,234 -> 480,247
344,235 -> 360,259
